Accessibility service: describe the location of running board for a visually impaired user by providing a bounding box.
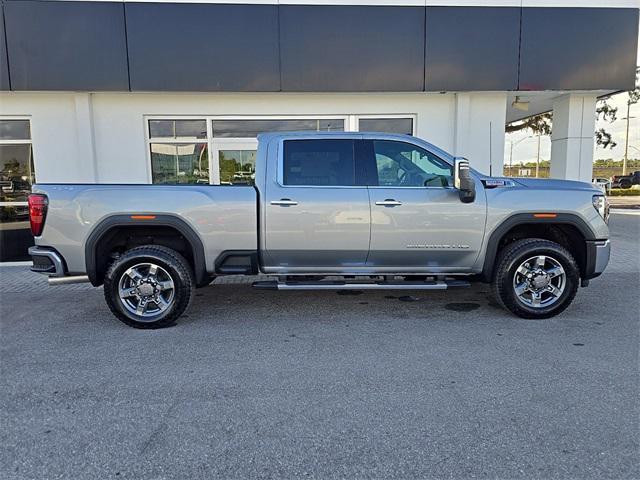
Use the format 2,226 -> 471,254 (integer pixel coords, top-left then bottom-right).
252,279 -> 470,291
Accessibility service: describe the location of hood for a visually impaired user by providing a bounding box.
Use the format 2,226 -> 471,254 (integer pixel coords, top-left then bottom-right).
510,177 -> 597,192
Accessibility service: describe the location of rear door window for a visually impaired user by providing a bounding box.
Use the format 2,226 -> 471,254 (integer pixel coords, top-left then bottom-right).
282,139 -> 355,186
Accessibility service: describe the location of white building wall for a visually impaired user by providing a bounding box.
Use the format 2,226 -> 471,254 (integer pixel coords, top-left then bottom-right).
1,91 -> 510,183
0,93 -> 95,183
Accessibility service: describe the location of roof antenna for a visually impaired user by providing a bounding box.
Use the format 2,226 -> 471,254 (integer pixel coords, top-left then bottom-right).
489,121 -> 493,177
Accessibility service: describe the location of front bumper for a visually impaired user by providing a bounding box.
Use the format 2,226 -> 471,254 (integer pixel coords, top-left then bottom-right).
28,246 -> 65,277
584,239 -> 610,280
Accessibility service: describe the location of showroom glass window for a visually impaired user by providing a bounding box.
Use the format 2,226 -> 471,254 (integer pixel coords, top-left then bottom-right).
148,119 -> 209,185
358,118 -> 413,135
0,119 -> 36,261
147,116 -> 413,185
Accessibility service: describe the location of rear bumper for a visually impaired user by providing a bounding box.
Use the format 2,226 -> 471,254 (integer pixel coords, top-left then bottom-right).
584,239 -> 610,280
28,246 -> 65,277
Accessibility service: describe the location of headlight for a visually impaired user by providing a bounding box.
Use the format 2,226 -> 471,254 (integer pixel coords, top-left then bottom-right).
592,194 -> 609,223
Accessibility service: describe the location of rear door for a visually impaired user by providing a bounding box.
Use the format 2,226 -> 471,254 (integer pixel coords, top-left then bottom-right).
262,137 -> 371,271
364,139 -> 486,270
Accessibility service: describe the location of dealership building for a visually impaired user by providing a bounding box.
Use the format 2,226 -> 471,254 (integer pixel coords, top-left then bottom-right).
0,0 -> 638,261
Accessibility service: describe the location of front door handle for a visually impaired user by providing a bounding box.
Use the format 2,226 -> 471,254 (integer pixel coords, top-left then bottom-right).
375,199 -> 402,206
271,199 -> 298,206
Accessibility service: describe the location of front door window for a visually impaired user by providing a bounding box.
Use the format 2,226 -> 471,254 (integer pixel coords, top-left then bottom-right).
372,140 -> 453,188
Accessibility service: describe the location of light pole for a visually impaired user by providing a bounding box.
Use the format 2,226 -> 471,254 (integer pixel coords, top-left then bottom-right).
535,133 -> 541,178
622,101 -> 636,176
507,136 -> 532,177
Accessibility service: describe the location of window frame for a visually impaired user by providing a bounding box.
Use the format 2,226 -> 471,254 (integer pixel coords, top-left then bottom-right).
0,116 -> 34,207
145,114 -> 417,185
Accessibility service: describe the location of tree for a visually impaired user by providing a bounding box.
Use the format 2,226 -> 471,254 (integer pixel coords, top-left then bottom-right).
505,112 -> 551,136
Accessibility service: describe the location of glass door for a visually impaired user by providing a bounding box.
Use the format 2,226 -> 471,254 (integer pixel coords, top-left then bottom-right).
0,119 -> 36,261
210,139 -> 258,185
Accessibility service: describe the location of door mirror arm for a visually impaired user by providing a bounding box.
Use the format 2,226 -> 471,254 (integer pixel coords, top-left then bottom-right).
454,158 -> 476,203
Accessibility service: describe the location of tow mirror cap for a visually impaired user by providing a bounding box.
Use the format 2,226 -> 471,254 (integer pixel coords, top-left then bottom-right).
454,158 -> 476,203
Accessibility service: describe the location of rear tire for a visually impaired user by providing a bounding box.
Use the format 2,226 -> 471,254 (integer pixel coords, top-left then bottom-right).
491,239 -> 579,319
103,245 -> 195,329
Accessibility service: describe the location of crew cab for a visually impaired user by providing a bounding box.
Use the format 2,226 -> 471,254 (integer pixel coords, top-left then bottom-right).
28,132 -> 611,328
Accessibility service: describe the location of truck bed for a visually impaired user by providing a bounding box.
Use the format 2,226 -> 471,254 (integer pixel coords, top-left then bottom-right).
32,184 -> 258,275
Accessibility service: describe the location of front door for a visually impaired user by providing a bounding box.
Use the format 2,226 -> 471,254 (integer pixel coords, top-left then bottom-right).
365,139 -> 486,271
262,137 -> 370,272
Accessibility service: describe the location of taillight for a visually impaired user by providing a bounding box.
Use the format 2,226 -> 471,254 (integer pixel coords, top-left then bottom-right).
28,193 -> 48,236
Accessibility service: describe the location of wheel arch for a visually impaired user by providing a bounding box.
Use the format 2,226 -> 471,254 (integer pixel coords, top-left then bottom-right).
85,214 -> 208,287
481,213 -> 597,282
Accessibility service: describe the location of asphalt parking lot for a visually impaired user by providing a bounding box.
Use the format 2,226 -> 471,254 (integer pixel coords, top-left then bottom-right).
1,212 -> 638,480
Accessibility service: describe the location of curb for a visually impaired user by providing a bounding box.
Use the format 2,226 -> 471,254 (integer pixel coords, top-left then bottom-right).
608,204 -> 640,210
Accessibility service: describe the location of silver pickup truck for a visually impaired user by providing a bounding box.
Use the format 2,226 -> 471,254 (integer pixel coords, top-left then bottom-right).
28,132 -> 610,328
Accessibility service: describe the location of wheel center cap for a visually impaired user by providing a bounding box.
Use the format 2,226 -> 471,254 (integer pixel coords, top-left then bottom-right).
138,283 -> 154,296
532,274 -> 550,289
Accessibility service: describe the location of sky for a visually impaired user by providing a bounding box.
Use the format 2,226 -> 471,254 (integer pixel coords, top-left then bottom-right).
504,39 -> 640,165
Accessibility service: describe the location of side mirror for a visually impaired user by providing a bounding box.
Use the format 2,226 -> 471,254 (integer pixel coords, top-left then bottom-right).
454,158 -> 476,203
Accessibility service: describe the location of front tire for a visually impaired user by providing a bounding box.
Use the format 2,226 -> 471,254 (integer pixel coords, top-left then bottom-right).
492,239 -> 579,319
103,245 -> 195,329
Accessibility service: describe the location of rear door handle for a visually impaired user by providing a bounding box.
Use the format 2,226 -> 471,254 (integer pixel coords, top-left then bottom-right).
271,199 -> 298,206
375,199 -> 402,206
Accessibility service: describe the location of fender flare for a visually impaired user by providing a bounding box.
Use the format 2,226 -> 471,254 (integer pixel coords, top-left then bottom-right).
480,212 -> 598,281
85,214 -> 207,286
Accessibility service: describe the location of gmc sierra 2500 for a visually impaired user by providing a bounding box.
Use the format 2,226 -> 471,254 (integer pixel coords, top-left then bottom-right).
28,132 -> 610,328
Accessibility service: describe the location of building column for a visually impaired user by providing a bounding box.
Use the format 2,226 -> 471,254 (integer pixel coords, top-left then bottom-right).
453,93 -> 471,159
453,92 -> 506,177
550,94 -> 596,183
73,93 -> 99,182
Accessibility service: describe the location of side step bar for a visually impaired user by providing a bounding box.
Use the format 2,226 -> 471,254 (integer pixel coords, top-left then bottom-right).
252,279 -> 470,291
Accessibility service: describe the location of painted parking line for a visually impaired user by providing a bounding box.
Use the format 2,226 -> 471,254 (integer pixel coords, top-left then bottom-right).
0,261 -> 31,267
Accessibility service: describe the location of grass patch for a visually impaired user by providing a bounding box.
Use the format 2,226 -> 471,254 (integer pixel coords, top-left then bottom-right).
608,187 -> 640,197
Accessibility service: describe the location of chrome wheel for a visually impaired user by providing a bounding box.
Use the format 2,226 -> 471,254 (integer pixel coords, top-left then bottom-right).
512,255 -> 566,308
118,262 -> 175,320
